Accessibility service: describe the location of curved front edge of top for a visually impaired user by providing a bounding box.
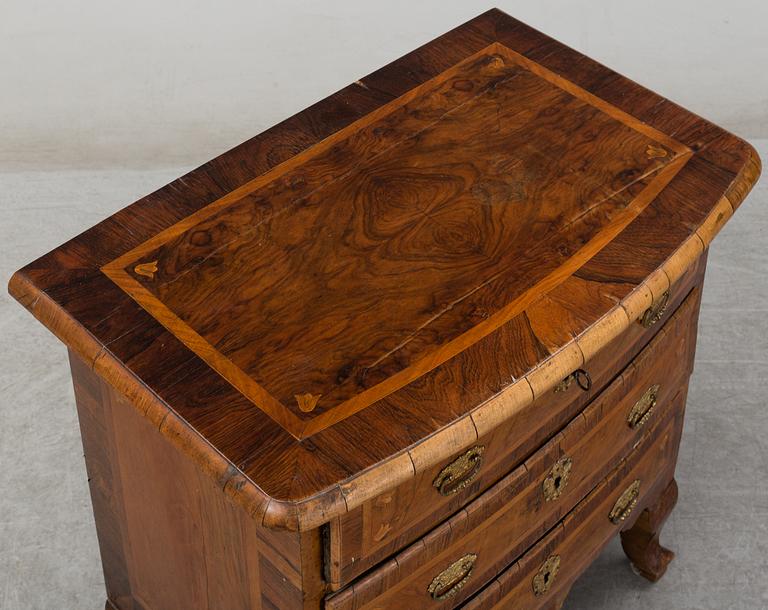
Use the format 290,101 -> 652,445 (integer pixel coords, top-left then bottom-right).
275,138 -> 762,531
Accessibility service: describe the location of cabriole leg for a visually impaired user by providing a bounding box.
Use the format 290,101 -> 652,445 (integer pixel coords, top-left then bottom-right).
620,478 -> 678,582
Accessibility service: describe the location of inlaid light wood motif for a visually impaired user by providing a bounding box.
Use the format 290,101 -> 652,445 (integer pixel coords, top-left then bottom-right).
646,144 -> 668,159
295,393 -> 321,413
133,260 -> 158,280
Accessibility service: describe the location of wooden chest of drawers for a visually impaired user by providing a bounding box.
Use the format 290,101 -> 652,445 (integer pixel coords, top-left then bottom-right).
9,9 -> 760,610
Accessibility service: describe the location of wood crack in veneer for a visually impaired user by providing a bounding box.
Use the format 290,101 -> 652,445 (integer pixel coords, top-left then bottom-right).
8,8 -> 760,609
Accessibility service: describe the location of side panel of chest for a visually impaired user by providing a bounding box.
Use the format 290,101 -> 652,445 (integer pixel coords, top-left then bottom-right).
70,353 -> 322,610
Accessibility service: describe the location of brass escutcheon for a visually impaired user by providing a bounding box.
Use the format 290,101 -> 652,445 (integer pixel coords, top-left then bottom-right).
542,456 -> 572,501
639,291 -> 670,328
554,368 -> 592,393
627,384 -> 660,429
532,555 -> 561,596
433,445 -> 486,496
427,553 -> 477,601
609,479 -> 641,524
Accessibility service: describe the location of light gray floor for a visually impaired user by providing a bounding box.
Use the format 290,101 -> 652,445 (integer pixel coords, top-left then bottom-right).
1,142 -> 766,610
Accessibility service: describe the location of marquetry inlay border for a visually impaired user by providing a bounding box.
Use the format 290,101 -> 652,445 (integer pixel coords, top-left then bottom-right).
101,42 -> 690,440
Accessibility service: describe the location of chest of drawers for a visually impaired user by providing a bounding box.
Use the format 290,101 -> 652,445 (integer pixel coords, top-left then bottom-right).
9,9 -> 760,610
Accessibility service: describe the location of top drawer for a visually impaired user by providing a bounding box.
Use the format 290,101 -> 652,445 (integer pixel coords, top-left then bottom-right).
328,254 -> 704,587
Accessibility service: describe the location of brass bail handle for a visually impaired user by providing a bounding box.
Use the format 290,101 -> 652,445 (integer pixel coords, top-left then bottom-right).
627,384 -> 660,429
609,479 -> 642,524
427,553 -> 478,601
640,290 -> 670,328
554,368 -> 592,393
433,445 -> 486,496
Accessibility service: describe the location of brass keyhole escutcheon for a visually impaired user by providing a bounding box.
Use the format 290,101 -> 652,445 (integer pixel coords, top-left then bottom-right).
433,445 -> 486,496
609,479 -> 641,524
542,456 -> 572,501
639,290 -> 670,328
427,553 -> 477,601
627,384 -> 660,429
533,555 -> 561,596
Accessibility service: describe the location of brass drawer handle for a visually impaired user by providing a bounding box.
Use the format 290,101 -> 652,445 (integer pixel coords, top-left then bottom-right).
627,384 -> 660,429
542,456 -> 572,501
609,479 -> 641,524
639,290 -> 670,328
533,555 -> 561,596
427,553 -> 477,601
433,445 -> 486,496
554,368 -> 592,393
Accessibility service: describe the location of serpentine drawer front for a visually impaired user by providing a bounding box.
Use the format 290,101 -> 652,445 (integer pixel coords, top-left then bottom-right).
462,404 -> 685,609
325,290 -> 698,609
8,9 -> 759,610
329,257 -> 704,585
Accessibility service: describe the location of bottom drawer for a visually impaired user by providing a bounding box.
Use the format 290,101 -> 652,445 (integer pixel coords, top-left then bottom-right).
462,391 -> 686,609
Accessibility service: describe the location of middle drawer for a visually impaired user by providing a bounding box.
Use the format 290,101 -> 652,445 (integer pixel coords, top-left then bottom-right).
325,293 -> 697,610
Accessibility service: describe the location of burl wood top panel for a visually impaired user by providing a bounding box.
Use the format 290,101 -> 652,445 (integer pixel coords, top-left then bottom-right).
9,9 -> 760,529
103,44 -> 687,439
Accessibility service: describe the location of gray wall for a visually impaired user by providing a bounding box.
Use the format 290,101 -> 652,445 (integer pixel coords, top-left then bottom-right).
2,0 -> 767,171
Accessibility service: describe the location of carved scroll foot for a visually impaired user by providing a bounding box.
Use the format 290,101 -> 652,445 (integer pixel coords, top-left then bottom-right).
620,478 -> 678,582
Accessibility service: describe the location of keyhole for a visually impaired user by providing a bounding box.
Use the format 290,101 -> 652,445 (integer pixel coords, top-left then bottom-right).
544,571 -> 551,583
554,476 -> 562,488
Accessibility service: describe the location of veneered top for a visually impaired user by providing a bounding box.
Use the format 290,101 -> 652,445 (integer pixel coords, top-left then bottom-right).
10,9 -> 760,530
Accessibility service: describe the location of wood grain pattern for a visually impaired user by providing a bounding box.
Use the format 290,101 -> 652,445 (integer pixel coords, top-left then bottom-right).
8,8 -> 760,531
101,43 -> 689,440
328,277 -> 703,587
70,351 -> 324,610
462,399 -> 685,609
328,374 -> 691,608
331,386 -> 687,610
